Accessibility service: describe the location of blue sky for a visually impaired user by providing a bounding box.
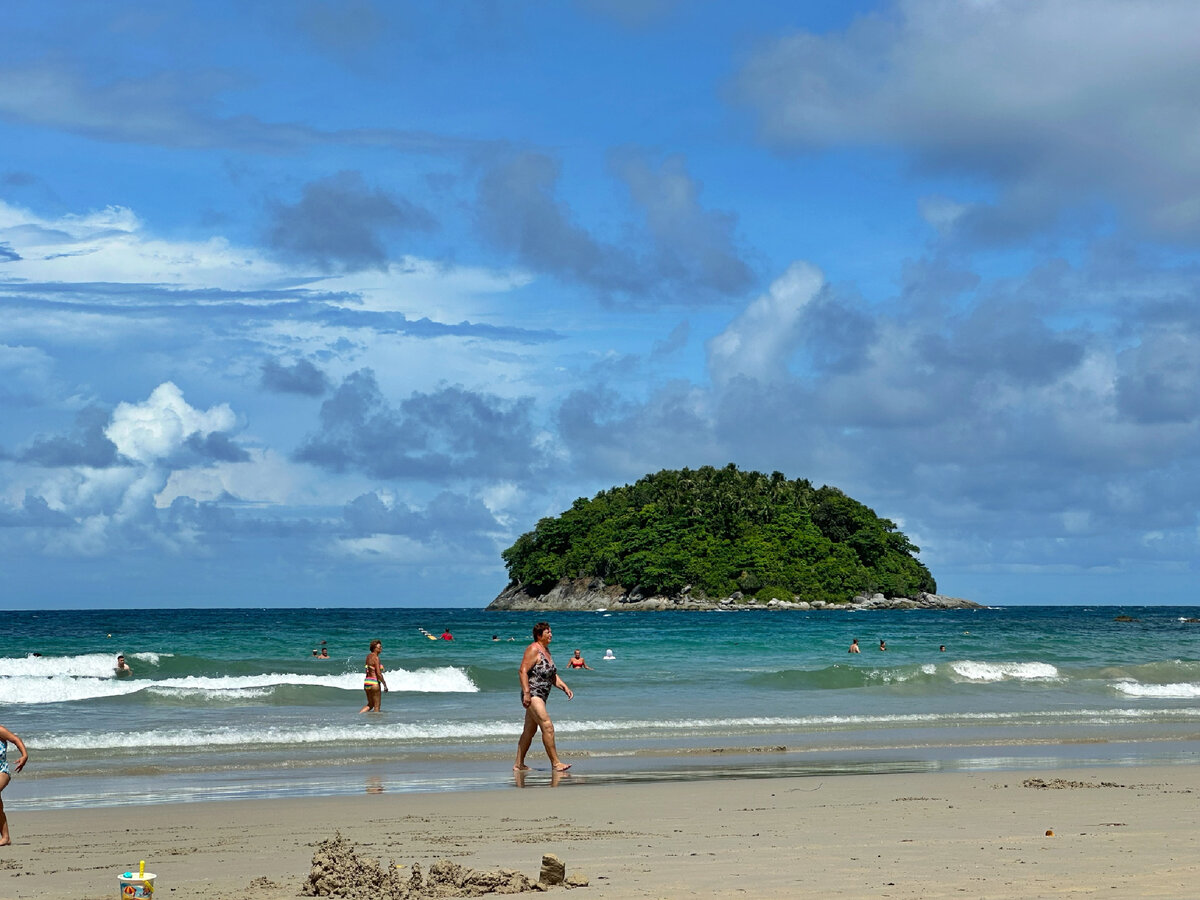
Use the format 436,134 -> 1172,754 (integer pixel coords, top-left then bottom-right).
3,0 -> 1200,608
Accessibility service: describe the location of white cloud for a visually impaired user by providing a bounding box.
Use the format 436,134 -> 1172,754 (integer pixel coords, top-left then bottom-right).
736,0 -> 1200,241
106,382 -> 235,465
0,199 -> 530,320
156,448 -> 298,508
707,261 -> 823,385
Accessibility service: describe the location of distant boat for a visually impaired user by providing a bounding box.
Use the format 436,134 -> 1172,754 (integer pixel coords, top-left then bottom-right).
595,608 -> 607,612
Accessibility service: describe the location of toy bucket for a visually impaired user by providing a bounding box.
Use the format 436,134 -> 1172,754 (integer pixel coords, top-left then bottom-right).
118,872 -> 156,898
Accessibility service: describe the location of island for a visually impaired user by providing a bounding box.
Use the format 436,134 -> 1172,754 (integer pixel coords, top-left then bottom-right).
488,464 -> 980,612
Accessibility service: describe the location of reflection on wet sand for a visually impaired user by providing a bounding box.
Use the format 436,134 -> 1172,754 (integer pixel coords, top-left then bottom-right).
514,767 -> 568,788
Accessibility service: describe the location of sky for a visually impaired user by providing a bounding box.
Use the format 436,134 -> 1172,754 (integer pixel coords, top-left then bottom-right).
3,0 -> 1200,608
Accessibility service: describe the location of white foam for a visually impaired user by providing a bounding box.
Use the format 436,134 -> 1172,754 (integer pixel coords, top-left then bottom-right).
950,660 -> 1059,682
0,665 -> 477,705
0,676 -> 147,705
34,706 -> 1200,752
0,653 -> 134,678
1112,680 -> 1200,699
147,686 -> 274,700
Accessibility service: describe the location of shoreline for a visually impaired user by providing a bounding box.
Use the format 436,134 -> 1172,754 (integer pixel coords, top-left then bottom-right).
3,762 -> 1198,898
15,735 -> 1200,811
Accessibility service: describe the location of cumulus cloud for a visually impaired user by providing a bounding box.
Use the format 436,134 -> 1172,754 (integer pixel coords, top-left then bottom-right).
106,383 -> 237,466
265,171 -> 436,272
475,150 -> 754,303
343,489 -> 502,552
19,406 -> 123,468
610,148 -> 754,298
708,261 -> 824,385
735,0 -> 1200,242
550,253 -> 1200,579
261,358 -> 330,396
294,369 -> 554,482
0,492 -> 74,528
476,152 -> 638,293
1,383 -> 261,557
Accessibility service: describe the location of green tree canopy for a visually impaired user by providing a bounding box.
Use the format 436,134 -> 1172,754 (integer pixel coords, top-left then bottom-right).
501,465 -> 936,604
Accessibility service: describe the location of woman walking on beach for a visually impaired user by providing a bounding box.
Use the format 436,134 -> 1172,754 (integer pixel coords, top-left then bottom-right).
0,725 -> 29,846
359,640 -> 387,713
515,621 -> 573,772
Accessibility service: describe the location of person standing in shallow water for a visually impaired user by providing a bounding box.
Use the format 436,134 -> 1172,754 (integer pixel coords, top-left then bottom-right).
515,622 -> 573,772
359,640 -> 387,713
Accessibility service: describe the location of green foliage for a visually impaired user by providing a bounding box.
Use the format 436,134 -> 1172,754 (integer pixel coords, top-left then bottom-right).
501,465 -> 937,602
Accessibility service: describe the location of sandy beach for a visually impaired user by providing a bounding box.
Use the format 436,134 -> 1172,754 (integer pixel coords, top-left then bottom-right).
2,764 -> 1198,899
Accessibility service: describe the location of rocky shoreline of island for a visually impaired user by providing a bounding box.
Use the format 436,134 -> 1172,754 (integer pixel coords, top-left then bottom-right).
486,577 -> 982,612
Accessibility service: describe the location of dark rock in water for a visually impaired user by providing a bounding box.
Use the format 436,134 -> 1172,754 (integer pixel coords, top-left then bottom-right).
487,577 -> 982,612
1183,618 -> 1200,624
1113,615 -> 1137,622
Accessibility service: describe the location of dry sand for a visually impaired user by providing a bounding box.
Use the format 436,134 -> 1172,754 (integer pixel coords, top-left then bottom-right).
2,765 -> 1199,899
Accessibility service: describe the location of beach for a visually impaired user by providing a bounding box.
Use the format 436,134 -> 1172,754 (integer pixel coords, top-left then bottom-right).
4,763 -> 1199,899
6,606 -> 1200,896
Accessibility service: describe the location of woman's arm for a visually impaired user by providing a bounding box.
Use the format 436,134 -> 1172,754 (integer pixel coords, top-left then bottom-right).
0,727 -> 27,772
555,675 -> 573,701
518,644 -> 537,704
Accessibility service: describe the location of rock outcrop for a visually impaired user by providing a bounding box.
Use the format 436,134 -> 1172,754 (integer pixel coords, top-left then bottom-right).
486,577 -> 982,612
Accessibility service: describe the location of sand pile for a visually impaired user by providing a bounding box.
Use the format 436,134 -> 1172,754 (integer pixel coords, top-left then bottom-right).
303,833 -> 585,898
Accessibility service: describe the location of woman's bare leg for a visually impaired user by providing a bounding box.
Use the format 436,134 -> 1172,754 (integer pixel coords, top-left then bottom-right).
360,686 -> 381,713
515,706 -> 537,770
0,774 -> 10,846
529,698 -> 570,771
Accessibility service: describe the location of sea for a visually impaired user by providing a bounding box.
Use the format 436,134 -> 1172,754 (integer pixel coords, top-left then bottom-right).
3,605 -> 1200,810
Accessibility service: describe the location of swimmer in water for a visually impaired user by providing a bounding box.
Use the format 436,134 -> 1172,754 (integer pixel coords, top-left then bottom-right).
115,654 -> 132,676
848,639 -> 860,654
567,649 -> 592,669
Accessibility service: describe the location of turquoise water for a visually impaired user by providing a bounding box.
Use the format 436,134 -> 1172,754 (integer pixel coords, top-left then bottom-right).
3,606 -> 1200,808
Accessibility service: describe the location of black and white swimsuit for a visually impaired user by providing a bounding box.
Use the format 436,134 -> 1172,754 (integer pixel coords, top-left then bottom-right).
525,649 -> 557,701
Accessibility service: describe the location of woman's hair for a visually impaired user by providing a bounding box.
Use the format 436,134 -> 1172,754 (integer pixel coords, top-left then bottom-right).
370,639 -> 382,652
532,621 -> 551,639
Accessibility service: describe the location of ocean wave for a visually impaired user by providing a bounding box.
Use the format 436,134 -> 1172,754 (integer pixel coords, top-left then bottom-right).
745,664 -> 938,689
1111,680 -> 1200,699
0,652 -> 140,678
37,707 -> 1200,752
746,660 -> 1063,690
949,660 -> 1060,682
0,666 -> 478,705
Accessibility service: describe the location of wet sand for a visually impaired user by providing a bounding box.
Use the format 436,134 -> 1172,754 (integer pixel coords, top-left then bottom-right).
2,764 -> 1198,898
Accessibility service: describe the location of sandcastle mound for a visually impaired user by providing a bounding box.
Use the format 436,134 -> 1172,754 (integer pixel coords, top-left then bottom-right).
303,833 -> 585,898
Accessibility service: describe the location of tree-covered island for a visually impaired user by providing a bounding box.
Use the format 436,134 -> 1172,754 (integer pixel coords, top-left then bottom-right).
488,465 -> 977,611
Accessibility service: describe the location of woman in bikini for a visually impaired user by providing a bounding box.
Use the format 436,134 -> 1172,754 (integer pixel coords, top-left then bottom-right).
0,725 -> 29,847
359,640 -> 387,713
515,621 -> 573,772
